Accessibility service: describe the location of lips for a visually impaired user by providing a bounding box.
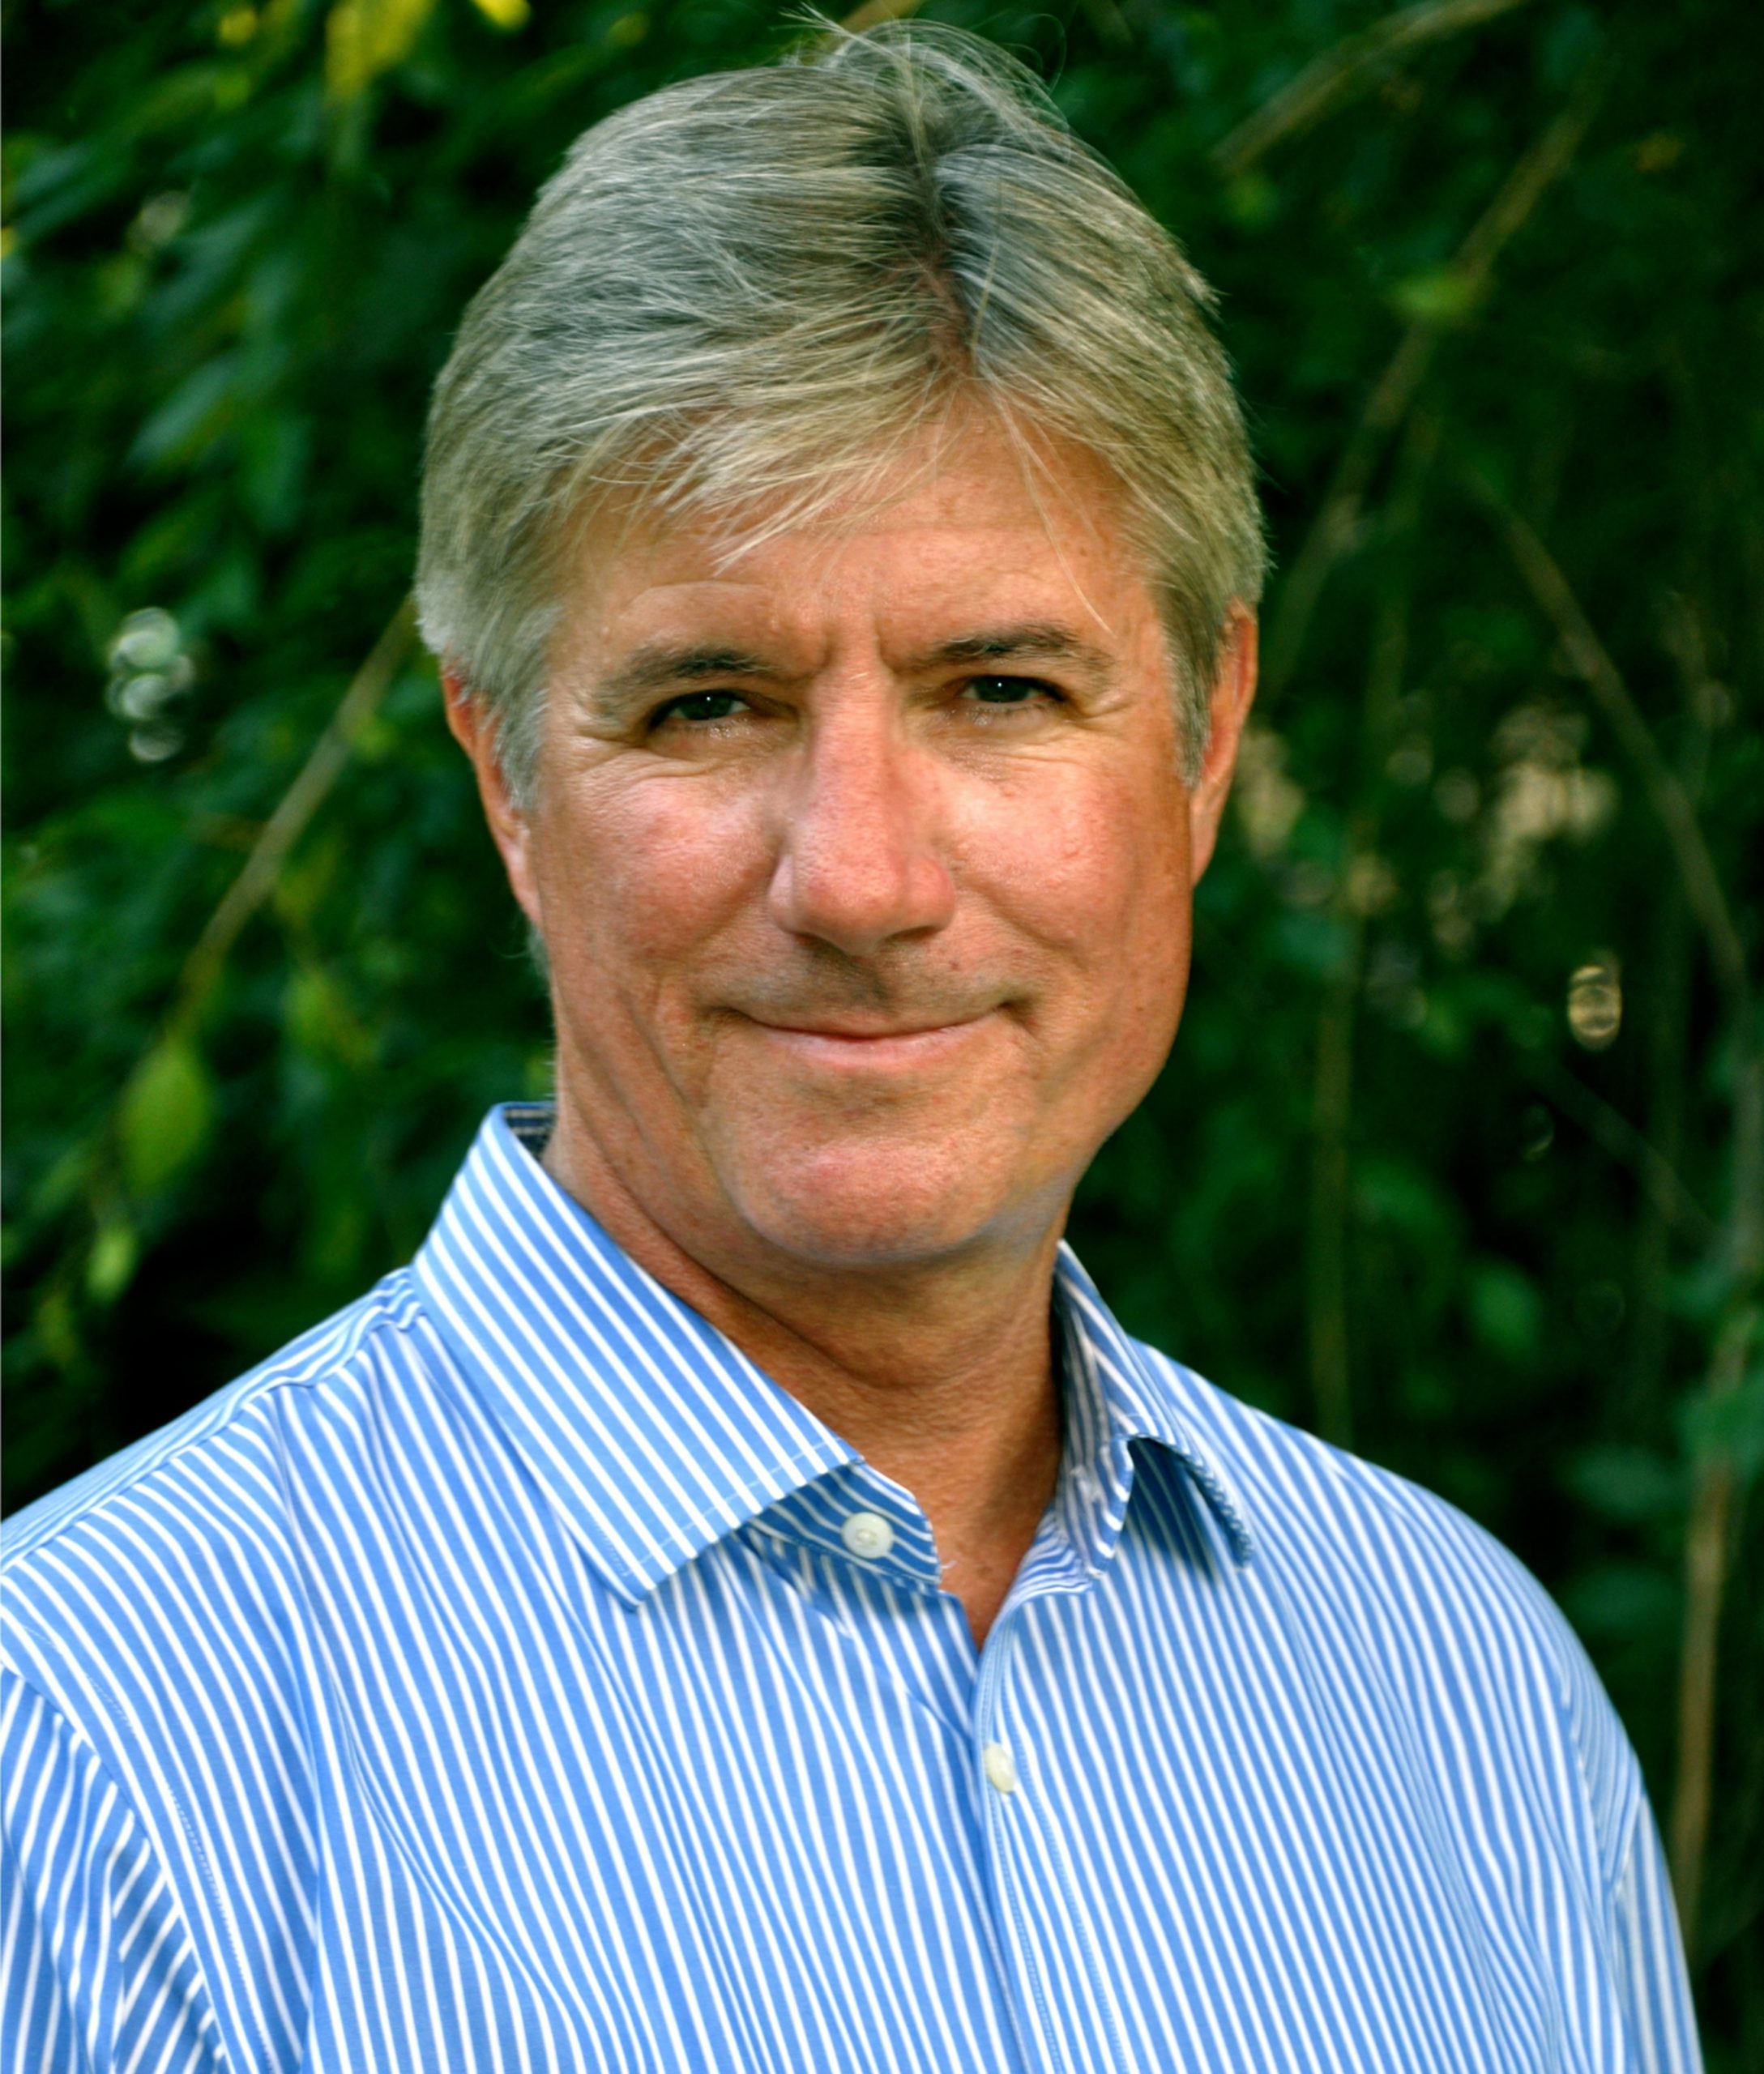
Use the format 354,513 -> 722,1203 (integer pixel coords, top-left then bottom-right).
735,1009 -> 998,1064
754,1017 -> 982,1041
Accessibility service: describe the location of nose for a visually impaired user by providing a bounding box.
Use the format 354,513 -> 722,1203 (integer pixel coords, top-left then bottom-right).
766,691 -> 957,956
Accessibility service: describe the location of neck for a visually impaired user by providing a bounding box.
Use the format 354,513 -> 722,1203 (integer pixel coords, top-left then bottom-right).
541,1101 -> 1067,1648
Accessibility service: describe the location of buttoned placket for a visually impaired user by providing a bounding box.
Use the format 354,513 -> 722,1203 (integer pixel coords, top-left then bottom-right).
805,1461 -> 1139,2074
756,1316 -> 1151,2074
742,1474 -> 1134,2074
965,1513 -> 1136,2074
613,1250 -> 1180,2074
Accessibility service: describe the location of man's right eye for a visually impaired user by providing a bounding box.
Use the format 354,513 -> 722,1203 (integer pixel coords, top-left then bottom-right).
653,691 -> 750,727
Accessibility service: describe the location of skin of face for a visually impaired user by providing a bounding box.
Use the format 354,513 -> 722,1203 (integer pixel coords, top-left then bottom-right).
447,412 -> 1258,1306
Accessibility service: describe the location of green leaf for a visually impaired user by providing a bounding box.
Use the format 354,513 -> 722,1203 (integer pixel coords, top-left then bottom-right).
1467,1258 -> 1544,1363
1354,1159 -> 1457,1247
1680,1375 -> 1764,1483
119,1039 -> 215,1198
1224,171 -> 1279,230
86,1216 -> 141,1304
1388,267 -> 1484,326
130,356 -> 241,472
285,966 -> 372,1068
1560,1561 -> 1680,1642
326,0 -> 442,100
1563,1445 -> 1684,1524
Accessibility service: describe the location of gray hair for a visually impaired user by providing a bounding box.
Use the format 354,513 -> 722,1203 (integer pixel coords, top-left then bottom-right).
416,22 -> 1264,798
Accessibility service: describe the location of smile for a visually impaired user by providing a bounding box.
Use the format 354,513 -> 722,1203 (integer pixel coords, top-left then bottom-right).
740,1013 -> 997,1066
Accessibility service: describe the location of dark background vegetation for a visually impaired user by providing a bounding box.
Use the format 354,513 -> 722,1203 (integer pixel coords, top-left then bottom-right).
5,0 -> 1761,2053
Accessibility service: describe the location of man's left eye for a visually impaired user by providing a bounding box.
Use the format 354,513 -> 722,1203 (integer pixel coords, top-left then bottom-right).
961,676 -> 1053,706
655,691 -> 750,725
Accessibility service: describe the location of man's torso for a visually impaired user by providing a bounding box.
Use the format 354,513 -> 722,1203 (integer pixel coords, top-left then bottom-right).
2,1108 -> 1694,2072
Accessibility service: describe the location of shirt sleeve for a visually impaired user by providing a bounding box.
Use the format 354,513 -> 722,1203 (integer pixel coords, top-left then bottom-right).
1612,1796 -> 1705,2074
2,1667 -> 225,2074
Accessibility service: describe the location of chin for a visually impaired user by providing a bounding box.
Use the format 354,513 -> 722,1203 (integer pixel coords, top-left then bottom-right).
722,1139 -> 1018,1273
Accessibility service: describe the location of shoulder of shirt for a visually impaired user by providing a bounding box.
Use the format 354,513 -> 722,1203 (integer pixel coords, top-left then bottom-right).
1134,1335 -> 1647,1884
1139,1330 -> 1592,1662
2,1264 -> 425,1573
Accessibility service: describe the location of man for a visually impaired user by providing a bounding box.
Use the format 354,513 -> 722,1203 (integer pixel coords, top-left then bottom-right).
2,24 -> 1698,2072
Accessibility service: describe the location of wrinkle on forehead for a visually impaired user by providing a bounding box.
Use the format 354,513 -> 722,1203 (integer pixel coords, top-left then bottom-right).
545,407 -> 1174,732
568,403 -> 1143,612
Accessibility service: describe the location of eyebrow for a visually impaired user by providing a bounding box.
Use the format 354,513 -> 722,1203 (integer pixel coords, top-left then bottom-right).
911,623 -> 1117,681
588,621 -> 1117,722
588,645 -> 779,723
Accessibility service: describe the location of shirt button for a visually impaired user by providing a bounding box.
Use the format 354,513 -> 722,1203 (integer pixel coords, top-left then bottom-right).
840,1510 -> 895,1561
981,1743 -> 1019,1794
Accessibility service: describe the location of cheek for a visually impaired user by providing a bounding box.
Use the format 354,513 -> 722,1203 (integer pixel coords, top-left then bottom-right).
533,775 -> 766,972
971,762 -> 1192,995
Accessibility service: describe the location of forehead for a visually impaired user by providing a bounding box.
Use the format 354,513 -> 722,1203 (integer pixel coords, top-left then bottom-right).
556,413 -> 1164,670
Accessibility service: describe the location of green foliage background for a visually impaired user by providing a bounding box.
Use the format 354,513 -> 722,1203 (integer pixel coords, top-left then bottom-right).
5,0 -> 1761,2052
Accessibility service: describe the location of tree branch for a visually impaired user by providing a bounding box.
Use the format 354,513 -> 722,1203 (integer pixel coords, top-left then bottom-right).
1468,480 -> 1752,1031
1517,1047 -> 1717,1249
1261,66 -> 1606,700
1212,0 -> 1534,177
1468,476 -> 1762,1952
167,594 -> 419,1039
1670,1303 -> 1759,1958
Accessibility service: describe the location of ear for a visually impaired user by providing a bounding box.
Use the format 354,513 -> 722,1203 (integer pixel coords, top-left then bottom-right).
442,668 -> 543,929
1185,603 -> 1259,886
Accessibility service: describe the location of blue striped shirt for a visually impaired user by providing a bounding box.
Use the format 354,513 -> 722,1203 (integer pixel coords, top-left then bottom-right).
3,1103 -> 1701,2071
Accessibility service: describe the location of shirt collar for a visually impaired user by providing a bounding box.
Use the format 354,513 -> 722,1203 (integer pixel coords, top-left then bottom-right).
1050,1247 -> 1255,1571
414,1104 -> 1254,1607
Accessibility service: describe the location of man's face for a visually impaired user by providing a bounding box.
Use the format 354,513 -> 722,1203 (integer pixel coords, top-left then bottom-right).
459,414 -> 1255,1279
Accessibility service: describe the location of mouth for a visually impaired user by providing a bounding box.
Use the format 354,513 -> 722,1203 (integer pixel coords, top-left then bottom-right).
735,1009 -> 998,1066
